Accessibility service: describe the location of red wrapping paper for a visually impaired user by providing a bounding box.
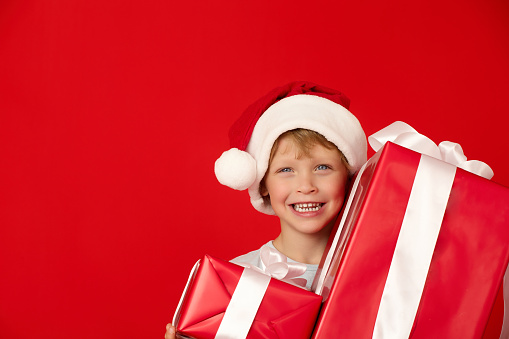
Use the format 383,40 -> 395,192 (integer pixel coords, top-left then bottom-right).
174,254 -> 322,339
312,141 -> 509,338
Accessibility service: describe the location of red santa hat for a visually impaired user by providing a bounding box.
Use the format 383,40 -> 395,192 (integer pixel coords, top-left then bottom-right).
214,81 -> 367,215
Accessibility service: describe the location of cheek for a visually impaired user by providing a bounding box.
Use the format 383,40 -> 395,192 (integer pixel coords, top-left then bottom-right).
326,177 -> 348,200
268,185 -> 287,201
330,188 -> 346,202
265,180 -> 286,200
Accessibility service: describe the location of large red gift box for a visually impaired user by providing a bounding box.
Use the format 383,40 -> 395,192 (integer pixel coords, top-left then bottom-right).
311,141 -> 509,338
173,254 -> 322,339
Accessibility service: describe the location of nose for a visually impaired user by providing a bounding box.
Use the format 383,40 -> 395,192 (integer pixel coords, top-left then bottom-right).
297,173 -> 317,194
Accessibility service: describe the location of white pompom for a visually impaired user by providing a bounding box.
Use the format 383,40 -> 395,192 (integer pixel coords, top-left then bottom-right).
214,148 -> 257,190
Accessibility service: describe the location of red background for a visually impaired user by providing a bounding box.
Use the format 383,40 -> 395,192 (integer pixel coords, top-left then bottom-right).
1,0 -> 508,338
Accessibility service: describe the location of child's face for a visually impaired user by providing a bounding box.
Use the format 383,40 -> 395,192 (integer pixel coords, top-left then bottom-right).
261,135 -> 349,237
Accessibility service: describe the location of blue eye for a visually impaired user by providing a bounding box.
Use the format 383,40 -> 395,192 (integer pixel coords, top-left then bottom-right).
316,165 -> 330,171
278,168 -> 292,173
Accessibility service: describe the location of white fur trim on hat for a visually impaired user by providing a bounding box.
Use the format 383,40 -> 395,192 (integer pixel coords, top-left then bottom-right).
246,94 -> 367,215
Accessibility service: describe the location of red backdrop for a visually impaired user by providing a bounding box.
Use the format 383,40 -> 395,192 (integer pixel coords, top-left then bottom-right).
1,0 -> 508,338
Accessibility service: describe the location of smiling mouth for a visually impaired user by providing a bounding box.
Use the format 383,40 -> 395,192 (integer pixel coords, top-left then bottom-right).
292,202 -> 324,213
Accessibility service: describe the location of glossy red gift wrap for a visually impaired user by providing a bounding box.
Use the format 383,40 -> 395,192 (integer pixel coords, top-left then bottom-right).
173,255 -> 322,339
311,142 -> 509,338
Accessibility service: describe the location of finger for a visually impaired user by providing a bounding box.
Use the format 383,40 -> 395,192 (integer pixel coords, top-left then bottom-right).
165,323 -> 176,339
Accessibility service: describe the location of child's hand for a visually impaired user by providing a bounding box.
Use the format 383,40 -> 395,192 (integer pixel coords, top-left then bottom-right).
165,323 -> 176,339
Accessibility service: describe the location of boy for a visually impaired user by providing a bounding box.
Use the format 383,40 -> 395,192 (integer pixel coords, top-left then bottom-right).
166,81 -> 367,338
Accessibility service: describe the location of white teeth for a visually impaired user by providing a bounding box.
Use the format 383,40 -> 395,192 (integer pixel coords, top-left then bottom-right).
293,203 -> 322,212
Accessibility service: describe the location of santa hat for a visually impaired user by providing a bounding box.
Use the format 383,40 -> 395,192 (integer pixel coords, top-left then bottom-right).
214,81 -> 367,215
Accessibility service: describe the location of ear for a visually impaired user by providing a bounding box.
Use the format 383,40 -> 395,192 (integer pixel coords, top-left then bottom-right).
260,186 -> 269,197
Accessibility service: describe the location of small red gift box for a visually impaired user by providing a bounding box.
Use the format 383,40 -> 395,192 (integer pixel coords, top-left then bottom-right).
173,254 -> 322,339
311,140 -> 509,338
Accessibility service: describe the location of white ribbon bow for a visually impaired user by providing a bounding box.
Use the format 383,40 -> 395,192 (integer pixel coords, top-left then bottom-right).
237,245 -> 308,288
368,121 -> 494,180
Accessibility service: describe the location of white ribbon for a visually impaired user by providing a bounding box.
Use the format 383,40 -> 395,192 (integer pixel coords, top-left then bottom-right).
172,260 -> 270,339
215,268 -> 271,339
216,246 -> 308,339
368,121 -> 494,179
367,121 -> 497,338
237,245 -> 308,288
372,156 -> 456,338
